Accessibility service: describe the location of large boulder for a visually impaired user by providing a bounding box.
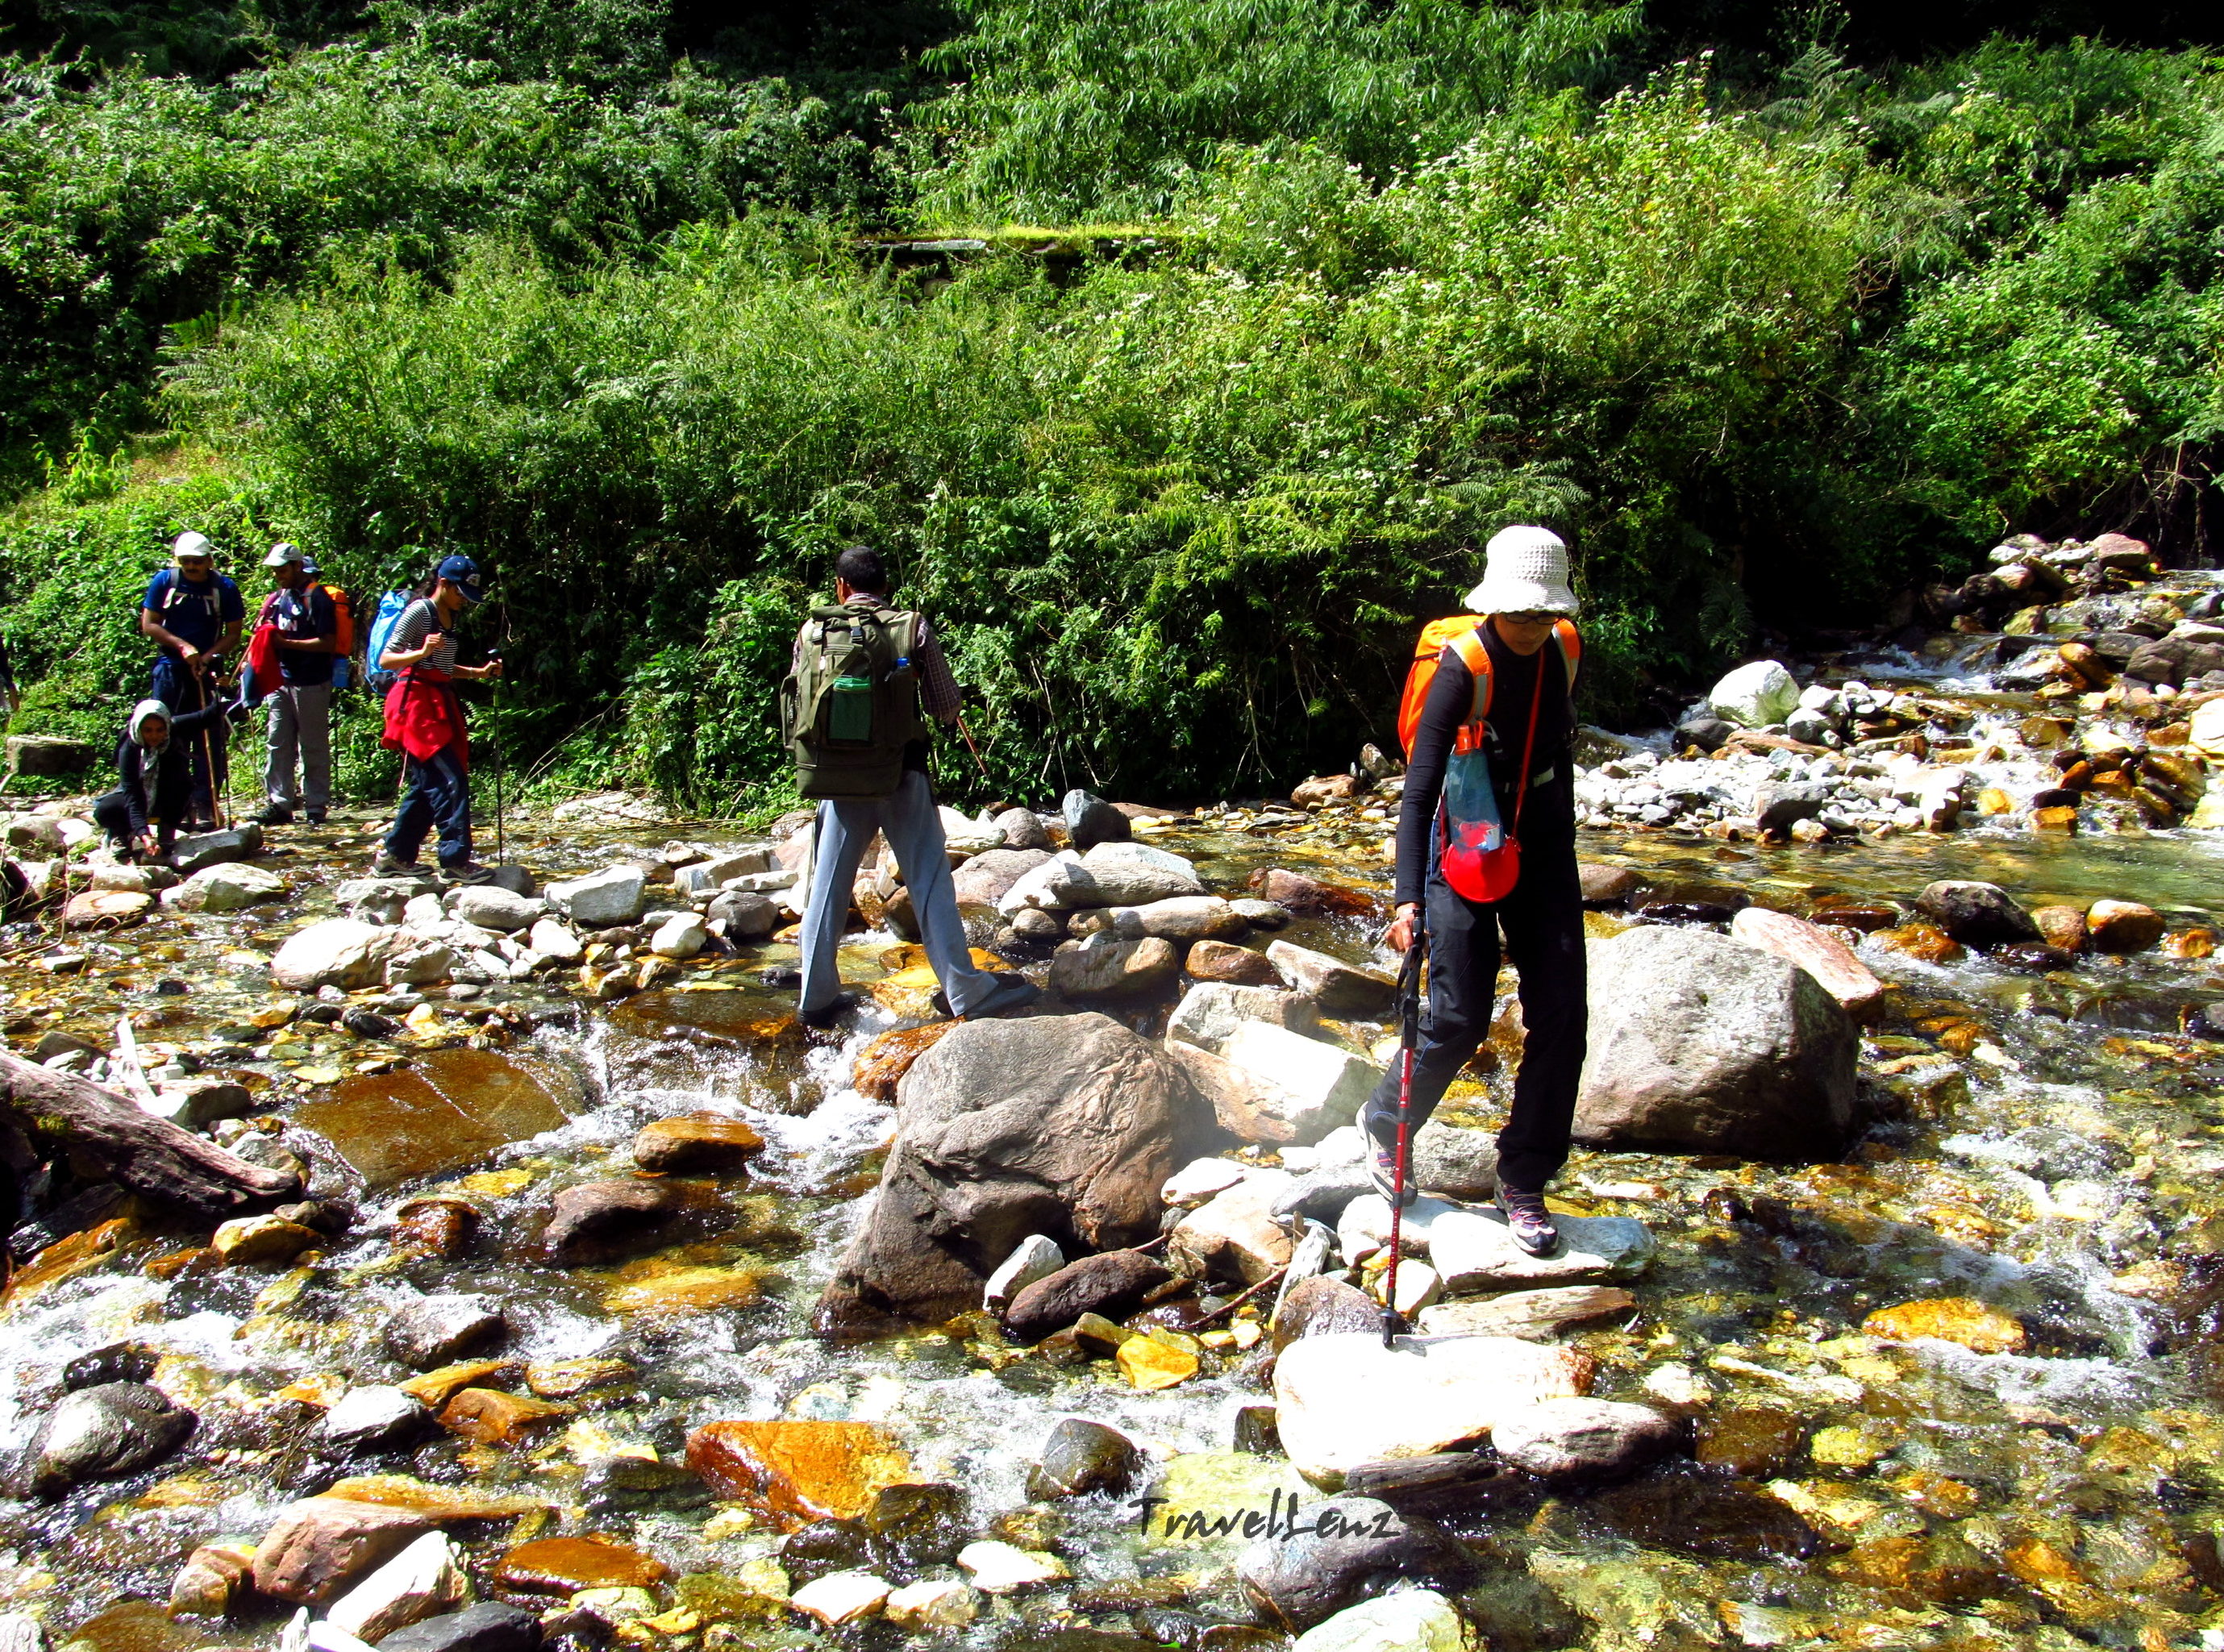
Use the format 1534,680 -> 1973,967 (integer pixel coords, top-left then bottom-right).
545,866 -> 648,929
997,843 -> 1204,913
1004,1250 -> 1171,1340
1266,942 -> 1398,1019
1167,982 -> 1320,1053
1912,881 -> 2040,949
1046,936 -> 1180,1000
253,1498 -> 433,1605
1061,790 -> 1131,851
815,1014 -> 1214,1333
448,885 -> 544,932
1218,1023 -> 1377,1146
271,919 -> 411,991
1727,908 -> 1884,1022
1708,660 -> 1799,729
951,849 -> 1053,908
164,862 -> 287,913
1574,926 -> 1857,1159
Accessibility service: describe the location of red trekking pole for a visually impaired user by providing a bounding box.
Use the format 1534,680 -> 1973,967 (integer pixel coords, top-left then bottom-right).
1381,913 -> 1426,1346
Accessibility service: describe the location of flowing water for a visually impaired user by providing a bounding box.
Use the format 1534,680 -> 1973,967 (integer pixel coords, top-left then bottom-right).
5,661 -> 2224,1651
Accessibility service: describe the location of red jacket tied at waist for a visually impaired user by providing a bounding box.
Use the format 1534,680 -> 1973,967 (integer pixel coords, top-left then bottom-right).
382,669 -> 468,765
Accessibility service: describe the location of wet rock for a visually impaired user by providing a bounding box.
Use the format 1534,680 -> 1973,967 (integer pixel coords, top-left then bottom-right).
1575,926 -> 1857,1159
1048,935 -> 1179,1000
542,1179 -> 683,1264
995,808 -> 1052,851
1753,783 -> 1827,832
1577,864 -> 1642,906
1273,1334 -> 1593,1486
1266,941 -> 1397,1019
1271,1275 -> 1380,1353
62,1342 -> 158,1390
1003,842 -> 1204,911
1708,660 -> 1798,729
1291,1592 -> 1473,1651
1217,1023 -> 1376,1146
169,823 -> 262,874
1184,938 -> 1282,984
2031,905 -> 2089,953
853,1020 -> 962,1102
299,1049 -> 570,1187
1490,1398 -> 1678,1480
952,848 -> 1053,907
144,1075 -> 255,1128
212,1213 -> 321,1267
1727,908 -> 1885,1022
1695,1408 -> 1806,1476
704,889 -> 780,940
2086,898 -> 2165,953
449,886 -> 542,932
379,1604 -> 540,1652
583,1455 -> 709,1517
393,1197 -> 479,1259
1005,1250 -> 1172,1340
322,1386 -> 431,1450
1061,790 -> 1131,851
787,1570 -> 890,1626
632,1112 -> 764,1173
1170,1173 -> 1297,1284
1237,1496 -> 1475,1631
1126,1327 -> 1202,1391
1912,880 -> 2041,948
1415,1285 -> 1635,1341
62,889 -> 150,928
958,1539 -> 1069,1594
863,1480 -> 968,1572
1412,1116 -> 1497,1200
1872,922 -> 1964,964
25,1380 -> 194,1495
649,913 -> 707,959
164,861 -> 286,913
382,1296 -> 506,1369
1076,895 -> 1247,942
1030,1418 -> 1143,1499
984,1234 -> 1064,1312
170,1542 -> 254,1617
883,1579 -> 978,1631
1247,869 -> 1379,918
1863,1296 -> 2026,1353
1167,981 -> 1318,1053
685,1420 -> 912,1524
1590,1468 -> 1823,1562
818,1013 -> 1209,1331
495,1535 -> 668,1594
253,1497 -> 434,1605
546,867 -> 648,929
326,1532 -> 468,1642
1672,716 -> 1734,753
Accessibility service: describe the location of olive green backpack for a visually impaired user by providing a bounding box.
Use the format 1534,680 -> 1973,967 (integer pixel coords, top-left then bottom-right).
780,600 -> 930,800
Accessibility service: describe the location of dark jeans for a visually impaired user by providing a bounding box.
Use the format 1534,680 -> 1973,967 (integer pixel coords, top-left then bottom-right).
92,790 -> 176,852
384,743 -> 472,867
151,655 -> 224,822
1361,834 -> 1588,1191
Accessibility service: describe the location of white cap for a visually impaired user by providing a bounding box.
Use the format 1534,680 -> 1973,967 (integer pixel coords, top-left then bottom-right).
264,542 -> 304,568
1464,526 -> 1578,616
171,530 -> 215,562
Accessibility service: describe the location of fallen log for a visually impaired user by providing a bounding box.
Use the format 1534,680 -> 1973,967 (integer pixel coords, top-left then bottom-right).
0,1050 -> 299,1217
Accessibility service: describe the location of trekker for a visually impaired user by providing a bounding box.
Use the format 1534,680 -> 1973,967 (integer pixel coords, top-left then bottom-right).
1369,526 -> 1587,1256
787,545 -> 1039,1030
254,543 -> 336,826
138,531 -> 244,828
372,556 -> 502,884
92,698 -> 237,863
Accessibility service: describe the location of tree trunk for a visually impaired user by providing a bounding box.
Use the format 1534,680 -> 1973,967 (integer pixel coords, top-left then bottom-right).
0,1051 -> 298,1217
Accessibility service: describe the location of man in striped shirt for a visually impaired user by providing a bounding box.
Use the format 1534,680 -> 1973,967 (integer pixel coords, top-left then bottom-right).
796,545 -> 1040,1029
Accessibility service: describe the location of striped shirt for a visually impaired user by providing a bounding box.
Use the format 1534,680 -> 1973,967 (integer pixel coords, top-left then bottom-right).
388,599 -> 456,674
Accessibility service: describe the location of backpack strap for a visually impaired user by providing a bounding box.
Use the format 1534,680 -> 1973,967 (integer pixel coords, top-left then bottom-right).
1447,627 -> 1493,728
1552,618 -> 1581,689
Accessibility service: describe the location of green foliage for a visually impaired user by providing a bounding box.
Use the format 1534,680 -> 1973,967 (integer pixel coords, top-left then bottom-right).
915,0 -> 1643,221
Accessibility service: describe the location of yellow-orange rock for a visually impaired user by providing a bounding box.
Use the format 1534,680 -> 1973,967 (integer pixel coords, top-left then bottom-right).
399,1361 -> 519,1409
854,1021 -> 962,1102
633,1112 -> 765,1173
495,1534 -> 668,1593
685,1420 -> 911,1527
392,1197 -> 480,1259
2085,899 -> 2165,954
438,1388 -> 569,1446
2030,905 -> 2088,954
1872,923 -> 1964,965
1117,1335 -> 1199,1392
1863,1297 -> 2025,1354
319,1475 -> 548,1521
525,1358 -> 636,1399
602,1264 -> 762,1315
2031,805 -> 2079,834
2165,928 -> 2216,959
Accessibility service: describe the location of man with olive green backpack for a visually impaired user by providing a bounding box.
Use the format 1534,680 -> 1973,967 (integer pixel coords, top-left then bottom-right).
783,545 -> 1040,1030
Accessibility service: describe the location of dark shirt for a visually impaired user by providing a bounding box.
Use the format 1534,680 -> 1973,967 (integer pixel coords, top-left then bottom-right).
1393,620 -> 1578,907
143,570 -> 245,655
270,584 -> 337,687
114,701 -> 231,834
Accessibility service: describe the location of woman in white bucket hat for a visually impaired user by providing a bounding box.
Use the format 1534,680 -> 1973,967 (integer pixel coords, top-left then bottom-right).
1366,525 -> 1587,1255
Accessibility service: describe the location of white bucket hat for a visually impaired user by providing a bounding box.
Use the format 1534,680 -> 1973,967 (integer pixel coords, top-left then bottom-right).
1464,525 -> 1579,616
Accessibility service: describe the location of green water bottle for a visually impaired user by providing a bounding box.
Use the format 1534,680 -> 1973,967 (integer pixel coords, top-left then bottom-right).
829,675 -> 874,743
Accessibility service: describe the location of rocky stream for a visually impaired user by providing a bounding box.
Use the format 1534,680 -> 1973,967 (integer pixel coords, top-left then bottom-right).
0,533 -> 2222,1652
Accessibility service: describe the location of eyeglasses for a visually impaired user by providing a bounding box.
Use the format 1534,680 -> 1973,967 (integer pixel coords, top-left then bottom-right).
1498,610 -> 1559,626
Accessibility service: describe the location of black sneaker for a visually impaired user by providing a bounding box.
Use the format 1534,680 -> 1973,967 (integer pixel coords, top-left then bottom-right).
304,809 -> 327,826
934,976 -> 1043,1020
799,991 -> 861,1030
255,805 -> 295,827
439,859 -> 498,885
1497,1186 -> 1560,1256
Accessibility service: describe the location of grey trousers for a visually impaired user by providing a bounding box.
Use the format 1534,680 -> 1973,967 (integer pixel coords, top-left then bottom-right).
799,770 -> 1010,1016
265,683 -> 331,810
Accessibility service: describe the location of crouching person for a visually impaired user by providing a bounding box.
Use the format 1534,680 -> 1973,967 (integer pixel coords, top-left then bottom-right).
93,697 -> 235,864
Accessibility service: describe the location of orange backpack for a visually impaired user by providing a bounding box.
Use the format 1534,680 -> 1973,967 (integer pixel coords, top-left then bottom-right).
315,583 -> 356,656
1397,616 -> 1581,758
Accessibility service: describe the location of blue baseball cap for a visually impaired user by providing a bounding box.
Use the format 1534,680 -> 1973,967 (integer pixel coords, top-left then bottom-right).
435,555 -> 485,605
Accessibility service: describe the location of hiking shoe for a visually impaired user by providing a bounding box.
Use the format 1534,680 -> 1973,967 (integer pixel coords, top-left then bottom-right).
440,859 -> 498,885
799,991 -> 861,1030
1497,1186 -> 1560,1256
369,853 -> 423,878
935,976 -> 1043,1020
1368,1139 -> 1418,1209
304,809 -> 327,826
254,805 -> 295,827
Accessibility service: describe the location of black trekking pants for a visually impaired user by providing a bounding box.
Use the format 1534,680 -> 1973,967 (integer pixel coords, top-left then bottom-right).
1360,834 -> 1588,1192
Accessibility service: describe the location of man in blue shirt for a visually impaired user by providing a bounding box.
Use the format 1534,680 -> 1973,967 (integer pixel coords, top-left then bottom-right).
138,531 -> 244,828
255,543 -> 335,826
